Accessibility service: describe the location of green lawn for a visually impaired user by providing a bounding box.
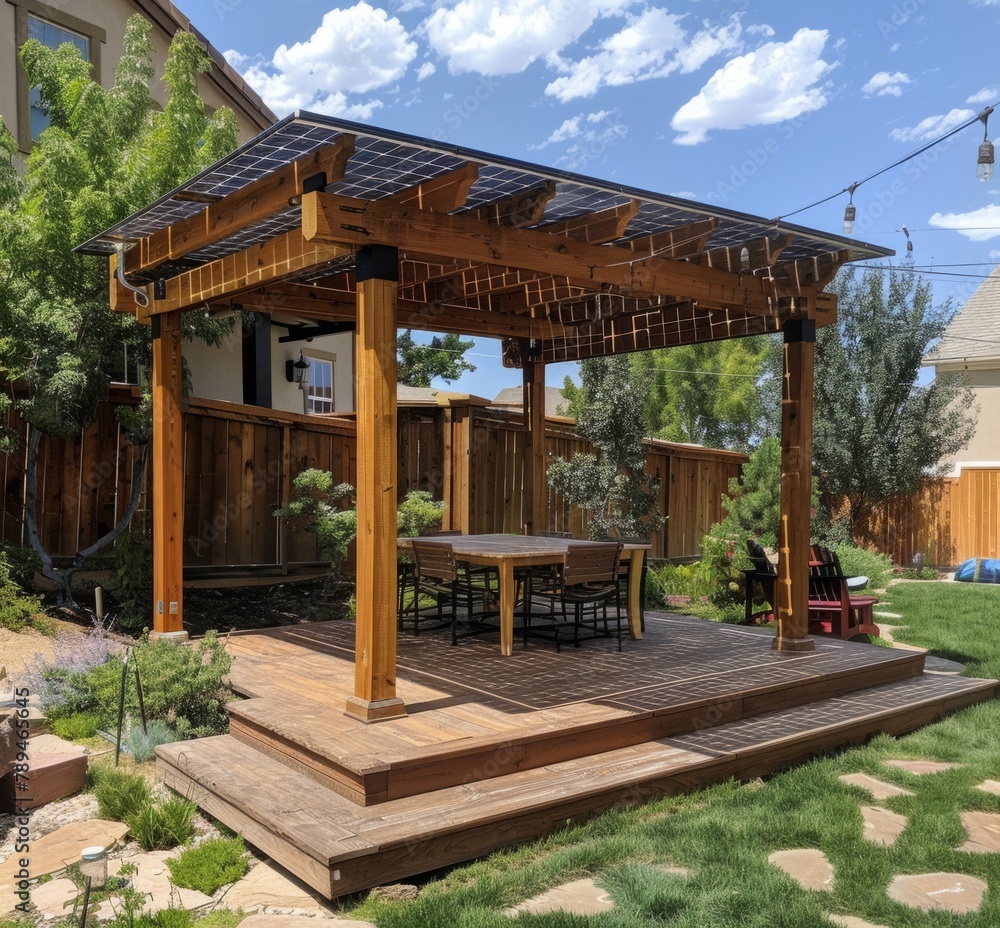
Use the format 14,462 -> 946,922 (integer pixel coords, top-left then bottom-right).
342,581 -> 1000,928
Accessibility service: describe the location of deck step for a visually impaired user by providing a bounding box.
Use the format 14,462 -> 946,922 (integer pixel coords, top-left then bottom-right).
158,672 -> 997,900
228,645 -> 927,805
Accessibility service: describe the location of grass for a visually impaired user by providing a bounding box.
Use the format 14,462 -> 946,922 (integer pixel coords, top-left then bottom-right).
338,580 -> 1000,927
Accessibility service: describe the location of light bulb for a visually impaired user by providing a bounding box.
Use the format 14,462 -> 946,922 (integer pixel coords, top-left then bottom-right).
977,140 -> 994,182
843,204 -> 856,235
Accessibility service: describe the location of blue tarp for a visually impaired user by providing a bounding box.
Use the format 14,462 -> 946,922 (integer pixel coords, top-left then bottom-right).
954,558 -> 1000,583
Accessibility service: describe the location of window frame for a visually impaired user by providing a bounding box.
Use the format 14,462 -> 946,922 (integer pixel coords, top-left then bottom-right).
8,0 -> 106,152
302,351 -> 336,415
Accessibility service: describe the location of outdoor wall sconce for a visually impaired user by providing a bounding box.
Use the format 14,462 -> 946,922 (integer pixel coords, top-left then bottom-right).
285,350 -> 310,386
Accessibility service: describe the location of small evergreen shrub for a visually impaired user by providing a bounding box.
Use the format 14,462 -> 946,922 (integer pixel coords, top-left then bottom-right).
108,529 -> 153,631
166,837 -> 249,894
91,766 -> 152,823
127,797 -> 196,851
396,490 -> 445,537
830,543 -> 895,592
0,550 -> 44,631
123,719 -> 179,762
51,711 -> 102,742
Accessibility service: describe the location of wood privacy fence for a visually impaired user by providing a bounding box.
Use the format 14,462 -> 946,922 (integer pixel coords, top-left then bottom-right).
851,468 -> 1000,567
1,393 -> 747,569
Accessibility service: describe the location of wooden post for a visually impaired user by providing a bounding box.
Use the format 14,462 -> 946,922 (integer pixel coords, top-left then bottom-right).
522,346 -> 547,534
346,245 -> 406,722
151,311 -> 186,639
773,317 -> 816,653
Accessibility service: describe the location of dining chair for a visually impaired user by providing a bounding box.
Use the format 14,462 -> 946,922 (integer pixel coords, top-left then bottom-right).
531,541 -> 625,649
398,531 -> 462,633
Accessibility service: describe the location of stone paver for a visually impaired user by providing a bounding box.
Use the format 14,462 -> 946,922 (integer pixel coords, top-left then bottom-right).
883,760 -> 960,775
977,779 -> 1000,796
959,811 -> 1000,853
838,773 -> 914,800
860,806 -> 908,846
94,850 -> 213,919
28,877 -> 78,920
220,860 -> 339,916
767,849 -> 834,892
240,917 -> 375,928
503,878 -> 615,917
887,872 -> 987,915
923,656 -> 966,675
827,916 -> 891,928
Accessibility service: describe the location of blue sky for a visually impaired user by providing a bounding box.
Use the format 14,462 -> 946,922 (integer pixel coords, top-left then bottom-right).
179,0 -> 1000,399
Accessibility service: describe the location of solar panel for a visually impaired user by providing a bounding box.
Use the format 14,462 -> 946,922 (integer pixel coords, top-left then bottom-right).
76,111 -> 893,271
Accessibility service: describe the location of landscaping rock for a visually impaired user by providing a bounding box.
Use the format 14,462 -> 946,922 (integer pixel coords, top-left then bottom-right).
767,849 -> 834,892
503,878 -> 615,916
221,860 -> 339,916
860,806 -> 908,846
887,872 -> 987,914
93,850 -> 214,919
883,760 -> 960,775
838,774 -> 914,800
958,811 -> 1000,853
976,779 -> 1000,796
28,877 -> 78,920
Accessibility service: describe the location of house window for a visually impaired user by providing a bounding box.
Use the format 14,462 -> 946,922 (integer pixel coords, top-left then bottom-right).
8,0 -> 106,152
27,15 -> 90,140
304,357 -> 335,414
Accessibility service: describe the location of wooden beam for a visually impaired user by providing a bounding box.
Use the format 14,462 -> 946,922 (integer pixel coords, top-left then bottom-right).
702,234 -> 793,273
522,351 -> 547,535
346,245 -> 406,723
468,181 -> 556,227
150,311 -> 186,638
626,218 -> 718,260
538,201 -> 639,244
390,163 -> 479,212
773,317 -> 816,653
302,191 -> 782,312
125,137 -> 357,275
127,231 -> 354,317
774,250 -> 852,293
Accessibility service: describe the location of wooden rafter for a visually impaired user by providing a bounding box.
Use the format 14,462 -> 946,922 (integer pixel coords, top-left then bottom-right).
625,218 -> 718,261
773,250 -> 851,293
124,137 -> 357,275
467,181 -> 557,227
535,201 -> 639,243
302,191 -> 786,312
388,163 -> 480,212
702,234 -> 793,273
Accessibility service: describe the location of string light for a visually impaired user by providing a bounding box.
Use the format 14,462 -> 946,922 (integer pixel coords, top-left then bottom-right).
977,106 -> 994,182
843,183 -> 858,235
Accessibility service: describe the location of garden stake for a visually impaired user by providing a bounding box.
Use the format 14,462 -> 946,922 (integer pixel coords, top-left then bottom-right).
77,876 -> 91,928
114,649 -> 129,765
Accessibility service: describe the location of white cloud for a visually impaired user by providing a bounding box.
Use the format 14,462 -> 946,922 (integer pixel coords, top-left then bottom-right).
890,108 -> 975,142
862,71 -> 911,97
416,61 -> 436,80
968,86 -> 999,104
239,3 -> 417,115
670,28 -> 834,146
539,116 -> 582,146
989,249 -> 1000,259
545,10 -> 742,103
531,110 -> 626,170
222,48 -> 250,70
425,0 -> 631,76
928,205 -> 1000,241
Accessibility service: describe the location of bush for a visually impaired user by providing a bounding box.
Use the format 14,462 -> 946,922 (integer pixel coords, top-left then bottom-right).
166,837 -> 249,894
273,470 -> 356,568
829,543 -> 895,592
108,529 -> 153,631
123,719 -> 179,762
396,490 -> 445,537
0,550 -> 44,631
91,766 -> 152,823
51,711 -> 102,742
127,797 -> 196,851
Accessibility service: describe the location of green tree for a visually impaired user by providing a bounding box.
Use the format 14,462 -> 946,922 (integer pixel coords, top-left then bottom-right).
0,17 -> 238,605
813,263 -> 976,538
547,356 -> 664,540
396,329 -> 475,387
631,337 -> 778,452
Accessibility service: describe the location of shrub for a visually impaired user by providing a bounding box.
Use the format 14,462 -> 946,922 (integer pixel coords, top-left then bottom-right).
123,719 -> 179,762
166,837 -> 249,894
0,550 -> 44,631
128,797 -> 196,851
396,490 -> 445,537
51,711 -> 102,742
273,470 -> 356,568
108,529 -> 153,632
830,543 -> 895,592
91,766 -> 152,823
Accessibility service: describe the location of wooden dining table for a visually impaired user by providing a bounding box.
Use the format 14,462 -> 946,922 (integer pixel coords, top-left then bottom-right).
398,533 -> 649,656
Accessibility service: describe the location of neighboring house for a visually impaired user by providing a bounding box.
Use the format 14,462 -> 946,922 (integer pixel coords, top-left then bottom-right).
2,0 -> 358,414
922,266 -> 1000,473
490,385 -> 572,419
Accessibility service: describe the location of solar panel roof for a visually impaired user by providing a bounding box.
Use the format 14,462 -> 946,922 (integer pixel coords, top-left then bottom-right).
77,111 -> 893,270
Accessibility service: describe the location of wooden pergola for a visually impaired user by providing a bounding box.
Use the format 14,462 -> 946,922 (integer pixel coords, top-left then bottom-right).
79,114 -> 891,723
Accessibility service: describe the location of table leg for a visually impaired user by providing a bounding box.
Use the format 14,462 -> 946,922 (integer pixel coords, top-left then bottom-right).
626,550 -> 644,640
499,559 -> 515,656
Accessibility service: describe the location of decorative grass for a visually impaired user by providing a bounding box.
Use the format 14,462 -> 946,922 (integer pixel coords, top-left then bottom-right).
166,838 -> 249,895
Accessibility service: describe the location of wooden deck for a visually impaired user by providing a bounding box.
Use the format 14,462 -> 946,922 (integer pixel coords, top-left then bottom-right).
157,612 -> 998,899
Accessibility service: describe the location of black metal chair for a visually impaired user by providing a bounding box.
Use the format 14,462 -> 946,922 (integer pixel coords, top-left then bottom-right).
398,532 -> 462,634
517,530 -> 574,649
531,542 -> 625,649
742,538 -> 777,625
